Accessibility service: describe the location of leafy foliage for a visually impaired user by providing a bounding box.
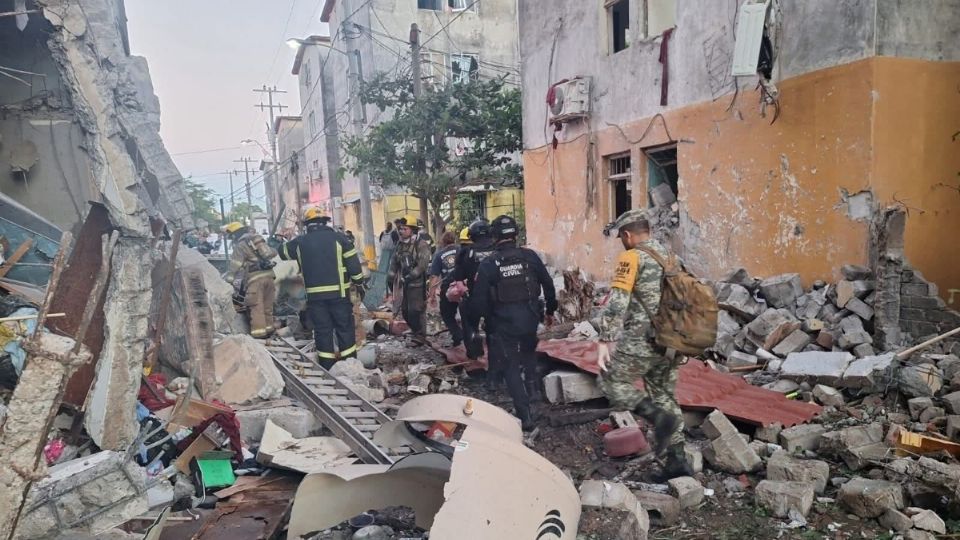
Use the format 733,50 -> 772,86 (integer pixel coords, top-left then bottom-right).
183,178 -> 221,227
228,202 -> 264,224
344,73 -> 522,234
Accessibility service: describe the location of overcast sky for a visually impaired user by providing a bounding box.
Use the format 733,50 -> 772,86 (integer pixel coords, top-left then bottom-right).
125,0 -> 329,212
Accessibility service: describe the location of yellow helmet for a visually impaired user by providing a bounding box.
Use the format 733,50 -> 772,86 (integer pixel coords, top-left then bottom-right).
224,222 -> 245,234
399,214 -> 419,229
303,207 -> 329,223
459,227 -> 470,242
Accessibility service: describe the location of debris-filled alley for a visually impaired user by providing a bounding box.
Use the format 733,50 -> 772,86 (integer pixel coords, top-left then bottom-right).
1,1 -> 959,539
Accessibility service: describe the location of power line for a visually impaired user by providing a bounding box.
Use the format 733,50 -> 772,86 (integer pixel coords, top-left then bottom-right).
171,145 -> 242,157
420,0 -> 482,48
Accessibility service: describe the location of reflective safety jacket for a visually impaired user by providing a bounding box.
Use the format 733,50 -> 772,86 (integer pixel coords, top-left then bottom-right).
226,232 -> 277,286
279,224 -> 364,300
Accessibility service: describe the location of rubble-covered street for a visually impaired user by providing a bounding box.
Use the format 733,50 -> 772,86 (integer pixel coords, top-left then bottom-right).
1,1 -> 959,539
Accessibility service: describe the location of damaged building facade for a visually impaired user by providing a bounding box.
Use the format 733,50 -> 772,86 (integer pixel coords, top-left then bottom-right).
1,0 -> 199,484
519,1 -> 960,307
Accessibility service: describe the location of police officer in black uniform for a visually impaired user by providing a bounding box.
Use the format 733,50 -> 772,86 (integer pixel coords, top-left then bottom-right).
452,220 -> 497,365
469,215 -> 557,430
280,208 -> 365,369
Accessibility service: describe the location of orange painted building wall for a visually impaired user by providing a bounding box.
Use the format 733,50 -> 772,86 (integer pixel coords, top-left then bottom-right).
523,57 -> 960,303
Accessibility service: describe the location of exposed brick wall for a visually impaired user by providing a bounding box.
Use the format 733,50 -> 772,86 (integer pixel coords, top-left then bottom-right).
899,264 -> 960,339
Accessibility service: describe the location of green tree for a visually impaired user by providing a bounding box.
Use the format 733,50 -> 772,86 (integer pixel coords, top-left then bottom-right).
228,202 -> 264,225
184,178 -> 221,227
343,74 -> 522,236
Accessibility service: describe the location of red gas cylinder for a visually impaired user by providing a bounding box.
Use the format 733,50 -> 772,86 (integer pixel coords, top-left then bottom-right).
603,427 -> 651,457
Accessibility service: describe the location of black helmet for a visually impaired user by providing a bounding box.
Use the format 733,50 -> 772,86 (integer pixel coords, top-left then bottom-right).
491,215 -> 518,240
467,219 -> 490,240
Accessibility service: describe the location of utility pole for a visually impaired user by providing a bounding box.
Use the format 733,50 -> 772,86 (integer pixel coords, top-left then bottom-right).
233,157 -> 255,223
410,23 -> 430,230
227,170 -> 236,218
342,0 -> 377,268
254,85 -> 287,228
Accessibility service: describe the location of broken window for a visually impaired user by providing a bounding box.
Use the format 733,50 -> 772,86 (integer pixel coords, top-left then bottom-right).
418,0 -> 443,10
607,154 -> 632,219
420,51 -> 448,88
450,53 -> 479,83
606,0 -> 630,54
644,144 -> 678,207
308,111 -> 317,138
645,0 -> 676,38
449,0 -> 478,11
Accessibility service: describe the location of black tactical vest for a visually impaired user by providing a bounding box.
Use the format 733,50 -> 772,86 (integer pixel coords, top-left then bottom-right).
493,249 -> 540,303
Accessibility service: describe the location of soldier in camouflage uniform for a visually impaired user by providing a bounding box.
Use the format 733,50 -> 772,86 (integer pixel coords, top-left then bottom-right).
224,222 -> 278,338
388,215 -> 433,344
597,209 -> 692,480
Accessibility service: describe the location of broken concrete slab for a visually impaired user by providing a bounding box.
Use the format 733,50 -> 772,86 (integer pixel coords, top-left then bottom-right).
878,508 -> 914,532
703,432 -> 762,474
683,445 -> 703,474
904,530 -> 937,540
631,490 -> 680,526
543,370 -> 603,404
839,315 -> 866,335
210,335 -> 284,404
778,424 -> 826,453
667,476 -> 704,510
726,350 -> 758,368
815,329 -> 836,349
780,351 -> 853,386
908,397 -> 934,420
15,451 -> 149,538
945,416 -> 960,440
885,456 -> 960,493
772,329 -> 813,357
852,343 -> 876,358
840,353 -> 896,391
257,420 -> 355,473
837,330 -> 873,350
918,406 -> 945,424
941,391 -> 960,414
845,296 -> 874,321
819,423 -> 884,471
755,480 -> 815,518
759,274 -> 803,310
812,385 -> 844,408
755,423 -> 783,443
766,451 -> 830,494
841,264 -> 873,281
908,507 -> 946,534
580,480 -> 650,539
836,280 -> 873,308
714,310 -> 742,358
330,358 -> 389,403
174,247 -> 247,335
899,364 -> 944,398
838,477 -> 904,518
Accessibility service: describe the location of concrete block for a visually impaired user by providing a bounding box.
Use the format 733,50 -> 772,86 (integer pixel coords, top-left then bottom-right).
839,315 -> 866,335
947,416 -> 960,440
845,296 -> 874,321
759,273 -> 803,310
668,476 -> 704,509
767,451 -> 830,494
579,480 -> 650,539
899,364 -> 943,398
745,308 -> 800,350
714,310 -> 742,357
812,385 -> 845,407
815,329 -> 835,349
763,379 -> 800,394
852,343 -> 875,358
717,283 -> 764,320
841,353 -> 896,391
755,480 -> 815,518
941,391 -> 960,414
701,410 -> 737,440
836,280 -> 873,308
879,508 -> 914,532
236,405 -> 323,444
908,397 -> 935,419
211,335 -> 285,404
781,351 -> 853,385
755,423 -> 782,443
703,432 -> 762,473
721,267 -> 755,289
838,330 -> 873,350
838,478 -> 904,518
772,329 -> 813,357
910,508 -> 946,534
801,319 -> 824,333
543,370 -> 603,404
841,264 -> 873,281
819,423 -> 884,471
778,424 -> 826,453
800,289 -> 828,320
919,406 -> 945,424
726,350 -> 758,368
683,444 -> 703,474
936,355 -> 960,380
632,490 -> 680,526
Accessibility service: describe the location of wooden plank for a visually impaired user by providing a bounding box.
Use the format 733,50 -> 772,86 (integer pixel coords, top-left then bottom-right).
0,238 -> 33,279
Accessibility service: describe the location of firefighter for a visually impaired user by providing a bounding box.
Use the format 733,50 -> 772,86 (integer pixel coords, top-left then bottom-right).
279,208 -> 365,369
428,231 -> 462,346
387,215 -> 432,344
224,221 -> 278,338
469,215 -> 557,430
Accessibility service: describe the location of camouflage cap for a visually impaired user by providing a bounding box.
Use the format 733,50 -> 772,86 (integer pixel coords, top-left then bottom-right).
612,209 -> 650,232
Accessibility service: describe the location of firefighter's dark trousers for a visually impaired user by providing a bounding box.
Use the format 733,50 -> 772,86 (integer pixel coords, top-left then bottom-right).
308,297 -> 357,369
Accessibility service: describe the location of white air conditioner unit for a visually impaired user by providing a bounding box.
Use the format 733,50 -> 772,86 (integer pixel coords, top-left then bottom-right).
548,77 -> 590,123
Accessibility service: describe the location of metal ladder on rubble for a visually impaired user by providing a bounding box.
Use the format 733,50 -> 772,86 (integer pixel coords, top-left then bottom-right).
261,336 -> 419,465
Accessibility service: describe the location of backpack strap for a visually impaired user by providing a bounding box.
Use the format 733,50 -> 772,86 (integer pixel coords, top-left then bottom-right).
634,245 -> 678,274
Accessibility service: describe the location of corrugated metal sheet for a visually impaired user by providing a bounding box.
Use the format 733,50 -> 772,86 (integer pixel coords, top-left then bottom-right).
535,340 -> 821,428
731,1 -> 770,76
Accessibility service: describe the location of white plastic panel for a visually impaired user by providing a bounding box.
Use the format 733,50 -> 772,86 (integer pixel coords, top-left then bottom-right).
731,1 -> 770,76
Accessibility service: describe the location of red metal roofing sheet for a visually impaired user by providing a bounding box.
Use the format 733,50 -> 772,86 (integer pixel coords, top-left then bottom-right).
535,339 -> 821,428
